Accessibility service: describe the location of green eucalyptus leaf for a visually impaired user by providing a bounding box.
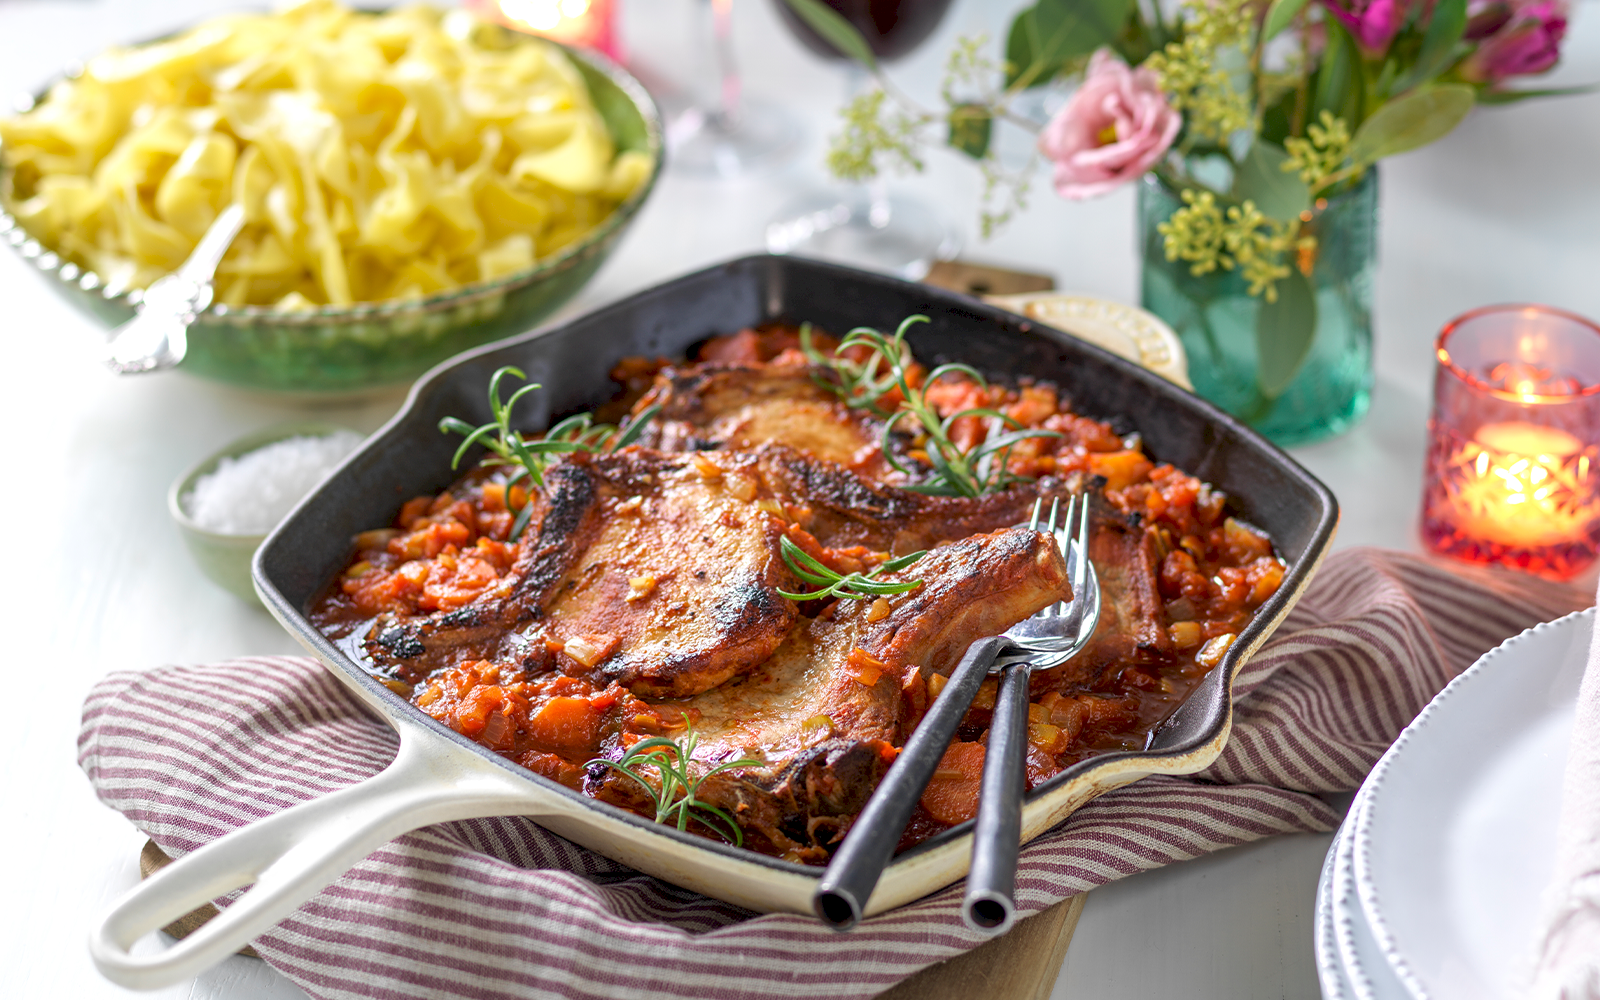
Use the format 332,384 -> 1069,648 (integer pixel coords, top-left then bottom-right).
1034,0 -> 1137,60
1392,0 -> 1466,94
1477,83 -> 1600,104
779,0 -> 879,72
1262,0 -> 1308,41
947,103 -> 993,159
1233,140 -> 1311,222
1348,84 -> 1476,165
1004,12 -> 1038,87
1255,269 -> 1318,399
1260,80 -> 1298,145
1004,0 -> 1134,89
1314,19 -> 1363,125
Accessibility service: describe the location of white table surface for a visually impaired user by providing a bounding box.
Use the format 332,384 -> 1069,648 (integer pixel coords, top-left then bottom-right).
3,0 -> 1598,997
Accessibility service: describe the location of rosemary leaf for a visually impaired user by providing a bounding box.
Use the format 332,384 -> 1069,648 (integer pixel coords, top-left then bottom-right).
439,366 -> 659,540
803,314 -> 1061,496
775,536 -> 926,602
589,724 -> 758,846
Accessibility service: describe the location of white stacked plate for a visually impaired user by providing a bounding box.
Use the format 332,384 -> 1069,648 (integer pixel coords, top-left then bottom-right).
1314,607 -> 1593,999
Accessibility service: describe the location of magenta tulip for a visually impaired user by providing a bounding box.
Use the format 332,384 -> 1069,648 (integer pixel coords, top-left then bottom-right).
1320,0 -> 1405,53
1462,0 -> 1568,82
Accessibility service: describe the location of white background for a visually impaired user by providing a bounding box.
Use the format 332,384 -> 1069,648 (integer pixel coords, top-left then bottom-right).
2,0 -> 1598,996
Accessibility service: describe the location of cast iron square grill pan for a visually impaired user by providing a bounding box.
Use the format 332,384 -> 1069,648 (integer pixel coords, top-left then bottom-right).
254,253 -> 1338,902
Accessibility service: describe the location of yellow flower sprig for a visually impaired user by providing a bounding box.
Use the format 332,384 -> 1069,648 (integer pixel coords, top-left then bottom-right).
826,89 -> 927,183
1145,0 -> 1255,144
1283,111 -> 1354,188
1157,191 -> 1316,301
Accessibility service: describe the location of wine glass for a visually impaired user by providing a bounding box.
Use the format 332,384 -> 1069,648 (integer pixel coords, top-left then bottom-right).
667,0 -> 802,177
765,0 -> 960,279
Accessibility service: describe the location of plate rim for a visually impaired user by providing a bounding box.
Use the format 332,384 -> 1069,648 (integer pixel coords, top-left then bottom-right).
1349,606 -> 1594,999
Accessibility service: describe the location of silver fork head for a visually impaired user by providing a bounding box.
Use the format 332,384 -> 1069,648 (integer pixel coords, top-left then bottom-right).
996,491 -> 1101,670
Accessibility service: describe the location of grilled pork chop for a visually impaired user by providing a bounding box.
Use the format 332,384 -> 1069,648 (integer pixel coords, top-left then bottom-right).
632,363 -> 887,474
592,526 -> 1072,858
753,444 -> 1076,555
357,448 -> 802,697
353,444 -> 1081,698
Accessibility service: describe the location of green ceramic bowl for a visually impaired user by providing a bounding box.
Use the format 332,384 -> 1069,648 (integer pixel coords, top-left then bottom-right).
2,36 -> 662,395
170,423 -> 359,604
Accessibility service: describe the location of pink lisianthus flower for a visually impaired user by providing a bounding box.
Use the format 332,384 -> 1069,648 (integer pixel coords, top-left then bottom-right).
1319,0 -> 1406,53
1038,49 -> 1180,201
1462,0 -> 1568,82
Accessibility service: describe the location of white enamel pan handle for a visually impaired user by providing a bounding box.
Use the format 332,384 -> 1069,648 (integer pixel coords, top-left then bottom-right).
89,723 -> 540,990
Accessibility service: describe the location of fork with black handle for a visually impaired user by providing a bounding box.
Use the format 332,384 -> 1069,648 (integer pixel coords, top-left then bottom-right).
963,492 -> 1100,934
812,495 -> 1097,930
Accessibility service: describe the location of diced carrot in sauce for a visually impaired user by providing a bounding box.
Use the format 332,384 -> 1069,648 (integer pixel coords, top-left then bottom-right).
1042,412 -> 1124,452
920,741 -> 986,825
1005,385 -> 1058,427
1038,691 -> 1087,743
398,495 -> 432,527
1025,744 -> 1060,788
1088,450 -> 1155,490
527,696 -> 601,755
1245,557 -> 1285,606
481,482 -> 507,511
1221,517 -> 1274,562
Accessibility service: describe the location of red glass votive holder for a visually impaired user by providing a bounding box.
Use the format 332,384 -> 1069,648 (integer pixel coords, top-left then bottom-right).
1421,305 -> 1600,580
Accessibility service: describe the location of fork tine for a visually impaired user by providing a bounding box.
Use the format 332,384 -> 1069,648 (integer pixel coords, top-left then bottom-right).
1027,496 -> 1043,531
1046,498 -> 1062,617
1076,490 -> 1092,589
1056,495 -> 1076,617
1062,491 -> 1091,626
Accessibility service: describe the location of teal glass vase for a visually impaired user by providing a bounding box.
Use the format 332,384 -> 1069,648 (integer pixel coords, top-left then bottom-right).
1138,169 -> 1377,446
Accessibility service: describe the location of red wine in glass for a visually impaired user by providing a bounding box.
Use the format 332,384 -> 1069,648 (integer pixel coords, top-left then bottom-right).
773,0 -> 957,62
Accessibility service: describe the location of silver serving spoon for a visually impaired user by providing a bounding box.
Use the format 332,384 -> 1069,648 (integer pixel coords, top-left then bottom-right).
104,203 -> 245,374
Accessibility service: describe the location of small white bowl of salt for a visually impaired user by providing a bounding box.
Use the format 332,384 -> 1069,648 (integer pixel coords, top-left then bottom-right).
170,424 -> 365,603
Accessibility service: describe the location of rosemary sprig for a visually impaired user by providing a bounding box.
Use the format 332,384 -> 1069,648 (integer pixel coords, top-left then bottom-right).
799,320 -> 908,417
589,723 -> 759,846
804,315 -> 1060,497
439,366 -> 659,540
776,536 -> 926,602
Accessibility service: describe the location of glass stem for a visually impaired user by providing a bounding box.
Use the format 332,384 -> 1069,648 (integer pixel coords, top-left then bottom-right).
867,178 -> 893,229
841,63 -> 893,228
711,0 -> 741,130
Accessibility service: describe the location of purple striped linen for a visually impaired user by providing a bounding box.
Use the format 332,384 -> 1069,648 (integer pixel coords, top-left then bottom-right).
79,547 -> 1591,1000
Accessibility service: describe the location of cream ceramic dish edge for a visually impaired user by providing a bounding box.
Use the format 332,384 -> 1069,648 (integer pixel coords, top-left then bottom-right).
168,423 -> 360,604
1348,607 -> 1592,1000
91,576 -> 1305,994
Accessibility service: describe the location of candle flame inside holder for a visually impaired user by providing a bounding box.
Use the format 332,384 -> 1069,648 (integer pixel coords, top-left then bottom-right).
1421,305 -> 1600,580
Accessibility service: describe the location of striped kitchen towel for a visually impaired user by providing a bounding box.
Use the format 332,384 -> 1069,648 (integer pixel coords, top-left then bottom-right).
79,547 -> 1590,1000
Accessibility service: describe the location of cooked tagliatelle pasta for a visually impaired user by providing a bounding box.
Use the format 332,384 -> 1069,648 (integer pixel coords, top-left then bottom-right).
0,0 -> 653,310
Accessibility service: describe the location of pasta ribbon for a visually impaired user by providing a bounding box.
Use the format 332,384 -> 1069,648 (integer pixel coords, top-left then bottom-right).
0,0 -> 651,309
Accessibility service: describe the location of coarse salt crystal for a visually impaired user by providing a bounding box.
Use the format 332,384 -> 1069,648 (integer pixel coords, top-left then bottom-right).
186,430 -> 363,535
